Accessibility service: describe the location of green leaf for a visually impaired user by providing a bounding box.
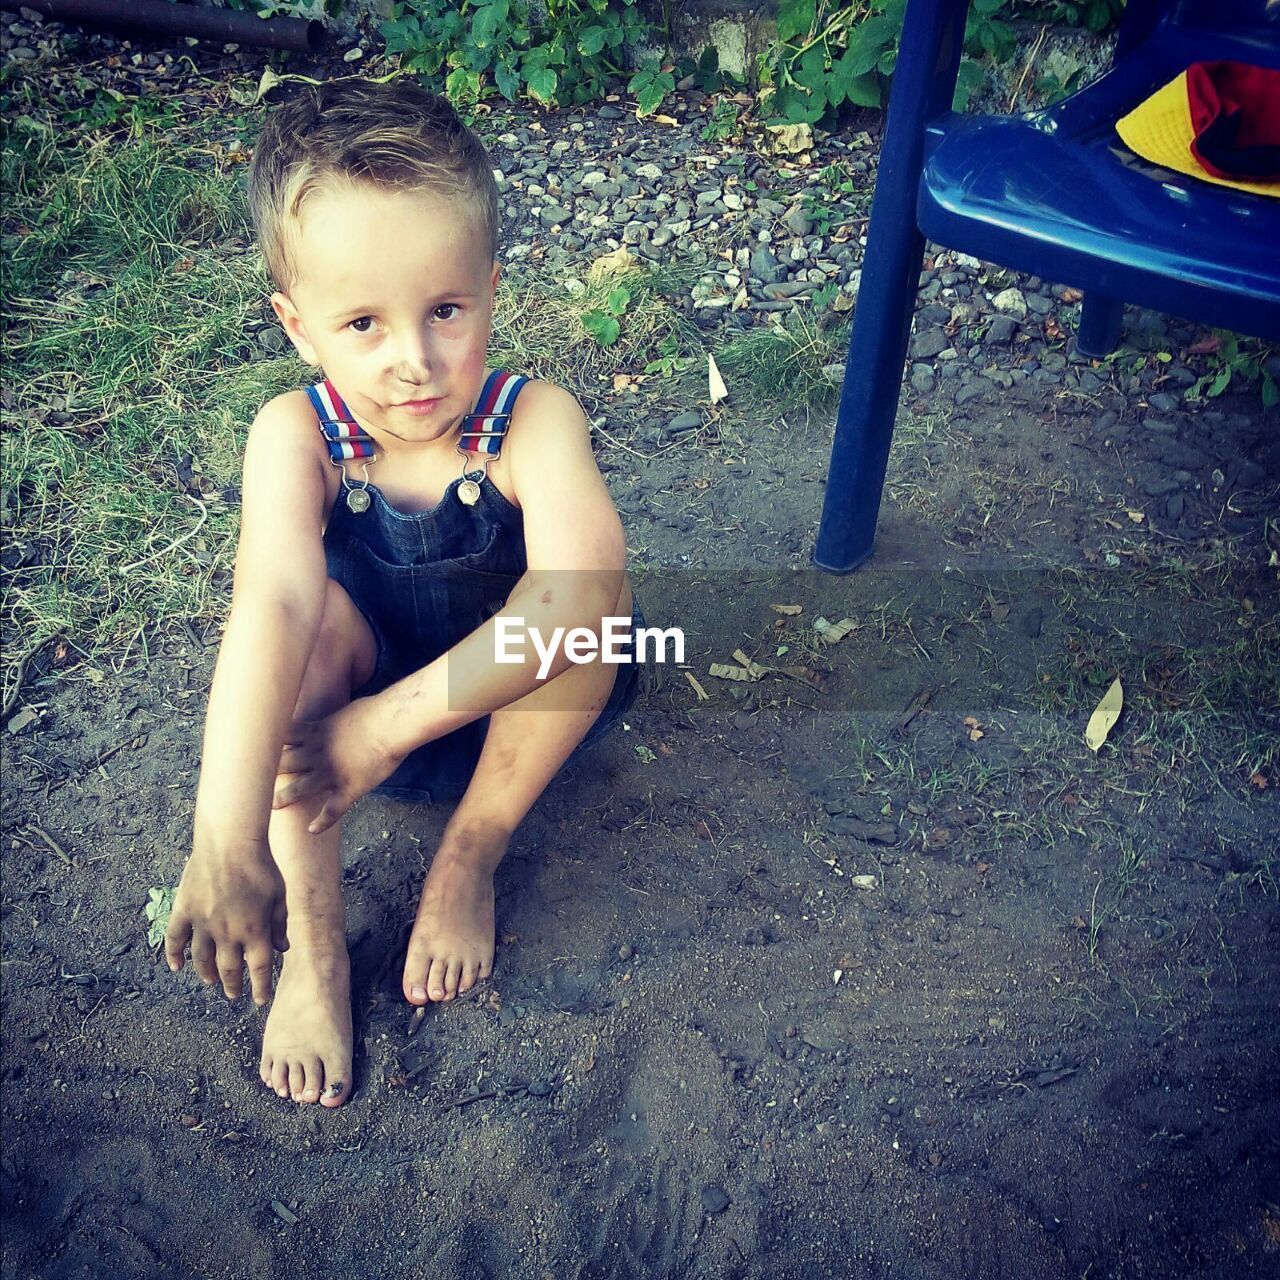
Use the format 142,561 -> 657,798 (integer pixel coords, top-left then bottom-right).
776,0 -> 816,43
525,65 -> 558,105
953,58 -> 985,110
1262,374 -> 1278,408
843,17 -> 895,77
606,285 -> 632,315
844,70 -> 883,109
629,65 -> 674,116
494,57 -> 520,101
578,24 -> 607,56
144,886 -> 174,948
582,310 -> 620,345
1085,0 -> 1112,32
471,3 -> 501,48
1208,366 -> 1233,397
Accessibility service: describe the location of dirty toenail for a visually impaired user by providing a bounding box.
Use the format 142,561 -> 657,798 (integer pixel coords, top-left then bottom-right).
411,985 -> 426,1001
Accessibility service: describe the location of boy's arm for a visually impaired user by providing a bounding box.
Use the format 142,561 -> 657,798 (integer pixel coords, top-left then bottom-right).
165,394 -> 330,1003
276,382 -> 627,830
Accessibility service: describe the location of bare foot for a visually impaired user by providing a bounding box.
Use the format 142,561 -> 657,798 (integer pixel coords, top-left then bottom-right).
403,828 -> 508,1004
259,947 -> 353,1107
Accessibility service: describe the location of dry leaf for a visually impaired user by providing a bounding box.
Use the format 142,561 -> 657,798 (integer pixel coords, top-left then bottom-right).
963,715 -> 984,742
763,122 -> 813,155
831,292 -> 855,313
709,662 -> 757,682
1085,676 -> 1124,752
732,286 -> 749,311
1126,509 -> 1145,524
771,604 -> 803,615
1248,771 -> 1268,790
778,665 -> 826,691
587,245 -> 638,283
708,353 -> 728,404
989,602 -> 1010,621
684,670 -> 709,701
731,649 -> 769,678
1060,287 -> 1083,304
612,373 -> 635,391
813,616 -> 857,644
850,874 -> 878,891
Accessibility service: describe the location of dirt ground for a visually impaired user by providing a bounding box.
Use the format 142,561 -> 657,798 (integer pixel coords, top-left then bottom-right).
3,19 -> 1280,1280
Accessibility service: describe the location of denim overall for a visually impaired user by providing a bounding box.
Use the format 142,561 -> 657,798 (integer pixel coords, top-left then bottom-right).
307,370 -> 642,803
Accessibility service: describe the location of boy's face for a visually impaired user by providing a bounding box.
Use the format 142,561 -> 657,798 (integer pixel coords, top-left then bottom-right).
270,181 -> 500,448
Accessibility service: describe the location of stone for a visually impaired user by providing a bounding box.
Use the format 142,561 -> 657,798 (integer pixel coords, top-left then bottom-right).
955,377 -> 994,406
910,367 -> 935,394
749,246 -> 783,285
985,315 -> 1018,344
781,204 -> 813,237
992,287 -> 1028,319
909,327 -> 948,360
539,205 -> 573,227
665,411 -> 702,437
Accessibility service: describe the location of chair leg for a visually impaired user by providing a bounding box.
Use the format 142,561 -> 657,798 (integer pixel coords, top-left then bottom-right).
813,0 -> 968,573
1076,293 -> 1124,358
813,226 -> 926,573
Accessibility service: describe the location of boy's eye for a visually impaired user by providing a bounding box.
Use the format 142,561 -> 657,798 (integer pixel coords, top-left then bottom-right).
349,316 -> 374,334
434,304 -> 458,320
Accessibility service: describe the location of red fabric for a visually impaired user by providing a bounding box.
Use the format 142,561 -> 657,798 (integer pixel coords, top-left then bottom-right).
1185,61 -> 1280,180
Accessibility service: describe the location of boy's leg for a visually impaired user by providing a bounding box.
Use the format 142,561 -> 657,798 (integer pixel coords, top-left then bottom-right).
259,579 -> 376,1107
403,579 -> 633,1005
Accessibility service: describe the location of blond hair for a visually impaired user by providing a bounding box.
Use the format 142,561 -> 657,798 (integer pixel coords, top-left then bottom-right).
247,79 -> 500,293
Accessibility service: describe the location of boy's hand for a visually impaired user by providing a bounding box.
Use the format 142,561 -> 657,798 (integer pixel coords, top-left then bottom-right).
165,838 -> 289,1005
272,696 -> 402,834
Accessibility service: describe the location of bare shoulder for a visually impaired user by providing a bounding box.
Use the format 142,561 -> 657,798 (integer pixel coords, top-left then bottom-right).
245,388 -> 328,465
239,388 -> 333,531
505,378 -> 592,448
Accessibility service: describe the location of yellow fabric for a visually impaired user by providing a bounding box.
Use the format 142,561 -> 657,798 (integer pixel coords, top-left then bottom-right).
1115,70 -> 1280,198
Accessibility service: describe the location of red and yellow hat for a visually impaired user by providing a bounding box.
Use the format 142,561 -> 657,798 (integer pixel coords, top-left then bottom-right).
1116,61 -> 1280,197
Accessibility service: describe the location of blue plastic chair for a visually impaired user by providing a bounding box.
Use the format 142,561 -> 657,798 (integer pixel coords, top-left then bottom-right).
814,0 -> 1280,573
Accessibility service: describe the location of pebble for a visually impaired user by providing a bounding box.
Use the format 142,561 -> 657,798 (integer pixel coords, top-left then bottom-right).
985,315 -> 1018,344
991,287 -> 1028,319
909,328 -> 948,360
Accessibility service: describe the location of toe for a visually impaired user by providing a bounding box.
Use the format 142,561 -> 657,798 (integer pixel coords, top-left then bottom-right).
458,961 -> 479,994
443,959 -> 463,1000
271,1059 -> 290,1098
320,1063 -> 352,1108
300,1056 -> 323,1104
402,951 -> 429,1006
288,1060 -> 306,1102
427,957 -> 449,1002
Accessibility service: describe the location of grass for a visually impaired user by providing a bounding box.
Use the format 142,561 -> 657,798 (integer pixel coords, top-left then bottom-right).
0,104 -> 847,706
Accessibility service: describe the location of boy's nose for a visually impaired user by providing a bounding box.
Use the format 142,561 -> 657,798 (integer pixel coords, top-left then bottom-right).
394,331 -> 434,381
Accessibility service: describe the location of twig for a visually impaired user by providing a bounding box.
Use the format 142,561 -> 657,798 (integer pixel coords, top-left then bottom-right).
22,824 -> 73,866
1008,25 -> 1049,113
590,420 -> 649,460
1,642 -> 42,720
117,493 -> 208,577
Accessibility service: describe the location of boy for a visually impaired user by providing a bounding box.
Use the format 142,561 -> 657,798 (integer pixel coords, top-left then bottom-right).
164,80 -> 641,1109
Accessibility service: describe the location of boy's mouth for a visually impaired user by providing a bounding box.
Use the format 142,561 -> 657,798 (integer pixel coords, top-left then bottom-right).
396,397 -> 442,414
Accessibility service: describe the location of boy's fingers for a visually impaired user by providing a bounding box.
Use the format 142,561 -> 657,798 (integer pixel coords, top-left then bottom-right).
216,943 -> 245,1000
308,796 -> 347,835
273,772 -> 318,809
246,944 -> 275,1005
164,912 -> 191,971
271,899 -> 290,954
190,931 -> 218,985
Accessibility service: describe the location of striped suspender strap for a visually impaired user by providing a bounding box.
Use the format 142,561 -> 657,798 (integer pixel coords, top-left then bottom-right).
456,369 -> 529,459
305,380 -> 377,463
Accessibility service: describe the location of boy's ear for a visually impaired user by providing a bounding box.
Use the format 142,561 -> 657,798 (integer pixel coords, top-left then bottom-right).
270,291 -> 320,366
490,259 -> 500,291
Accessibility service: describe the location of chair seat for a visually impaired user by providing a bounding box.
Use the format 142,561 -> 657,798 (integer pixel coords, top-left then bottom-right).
918,26 -> 1280,340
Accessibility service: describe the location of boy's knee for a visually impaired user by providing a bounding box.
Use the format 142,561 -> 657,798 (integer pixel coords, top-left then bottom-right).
301,580 -> 376,699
